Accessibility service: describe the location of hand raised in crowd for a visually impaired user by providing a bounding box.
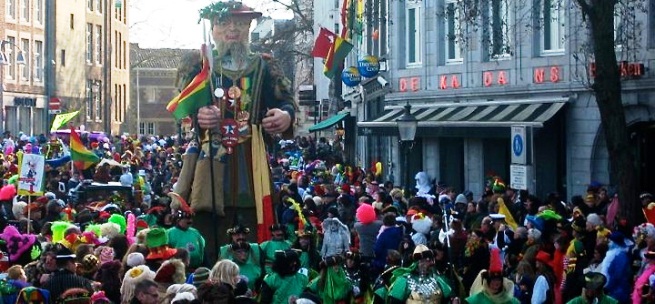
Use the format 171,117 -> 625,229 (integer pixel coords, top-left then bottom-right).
262,108 -> 291,134
197,105 -> 222,130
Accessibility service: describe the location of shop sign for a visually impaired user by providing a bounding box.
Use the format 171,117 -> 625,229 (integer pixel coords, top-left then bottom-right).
438,74 -> 462,90
589,61 -> 645,78
14,97 -> 36,107
399,77 -> 420,92
482,70 -> 509,87
533,66 -> 561,83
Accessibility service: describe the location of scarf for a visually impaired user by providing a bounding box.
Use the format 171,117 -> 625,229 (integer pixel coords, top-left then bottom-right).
633,263 -> 655,304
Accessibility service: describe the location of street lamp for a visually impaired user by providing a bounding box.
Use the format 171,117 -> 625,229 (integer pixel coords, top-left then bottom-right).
396,102 -> 417,197
0,40 -> 27,133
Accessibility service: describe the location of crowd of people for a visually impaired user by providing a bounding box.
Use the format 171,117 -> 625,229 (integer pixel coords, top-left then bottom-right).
0,127 -> 652,304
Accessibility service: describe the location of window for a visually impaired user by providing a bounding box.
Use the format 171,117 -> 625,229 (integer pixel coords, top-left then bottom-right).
96,0 -> 102,13
614,5 -> 625,49
87,0 -> 93,11
61,49 -> 66,67
542,0 -> 565,53
95,82 -> 102,120
95,25 -> 102,64
485,0 -> 512,58
21,0 -> 29,21
445,0 -> 463,63
70,14 -> 74,29
5,37 -> 16,79
118,32 -> 122,68
7,0 -> 16,19
34,40 -> 43,81
406,0 -> 421,66
139,122 -> 155,135
21,39 -> 29,80
36,0 -> 43,23
86,23 -> 93,62
122,84 -> 126,122
122,40 -> 126,69
86,80 -> 93,118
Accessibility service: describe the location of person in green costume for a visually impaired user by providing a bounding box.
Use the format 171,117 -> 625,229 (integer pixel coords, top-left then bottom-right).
307,255 -> 353,304
466,247 -> 519,304
292,228 -> 320,280
226,241 -> 262,293
260,249 -> 308,304
566,272 -> 618,304
218,225 -> 260,262
260,224 -> 291,274
386,244 -> 455,303
167,193 -> 205,269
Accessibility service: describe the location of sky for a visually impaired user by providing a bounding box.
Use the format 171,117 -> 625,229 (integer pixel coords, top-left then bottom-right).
129,0 -> 294,49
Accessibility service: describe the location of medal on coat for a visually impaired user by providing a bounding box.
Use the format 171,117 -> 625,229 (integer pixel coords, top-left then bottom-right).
220,119 -> 239,154
214,88 -> 225,98
228,86 -> 242,99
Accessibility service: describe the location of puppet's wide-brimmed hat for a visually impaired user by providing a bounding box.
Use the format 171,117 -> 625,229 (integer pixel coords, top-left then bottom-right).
199,1 -> 262,22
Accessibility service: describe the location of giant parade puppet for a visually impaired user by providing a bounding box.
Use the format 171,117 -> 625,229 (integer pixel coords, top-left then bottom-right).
169,1 -> 297,263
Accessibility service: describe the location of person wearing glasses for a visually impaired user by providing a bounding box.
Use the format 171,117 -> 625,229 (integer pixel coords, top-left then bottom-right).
131,279 -> 160,304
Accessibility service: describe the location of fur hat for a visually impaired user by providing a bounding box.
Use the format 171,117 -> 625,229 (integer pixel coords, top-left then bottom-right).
100,222 -> 121,239
121,265 -> 156,303
411,213 -> 433,235
108,214 -> 127,234
126,252 -> 146,267
0,225 -> 37,261
145,228 -> 178,260
154,259 -> 187,285
355,203 -> 376,225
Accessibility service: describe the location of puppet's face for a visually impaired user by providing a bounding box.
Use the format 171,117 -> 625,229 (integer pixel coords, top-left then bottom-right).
212,16 -> 252,45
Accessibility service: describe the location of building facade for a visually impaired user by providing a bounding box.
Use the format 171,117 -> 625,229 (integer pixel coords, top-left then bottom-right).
1,0 -> 47,136
348,0 -> 655,200
51,0 -> 129,135
130,44 -> 192,137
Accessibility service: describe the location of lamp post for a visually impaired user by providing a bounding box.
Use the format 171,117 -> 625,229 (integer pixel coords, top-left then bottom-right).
0,41 -> 27,133
396,102 -> 417,197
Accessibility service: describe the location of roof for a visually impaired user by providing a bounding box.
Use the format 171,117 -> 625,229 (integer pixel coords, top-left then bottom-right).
130,43 -> 196,69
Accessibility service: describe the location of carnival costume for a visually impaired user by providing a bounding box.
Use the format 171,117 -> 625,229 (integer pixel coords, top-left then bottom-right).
385,245 -> 453,303
466,247 -> 519,304
172,1 -> 297,257
260,249 -> 308,304
307,255 -> 353,304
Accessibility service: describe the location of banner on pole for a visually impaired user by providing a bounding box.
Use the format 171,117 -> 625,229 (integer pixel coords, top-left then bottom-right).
18,154 -> 45,196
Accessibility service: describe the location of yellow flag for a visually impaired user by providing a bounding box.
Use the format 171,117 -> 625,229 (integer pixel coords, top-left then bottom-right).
497,197 -> 518,230
50,111 -> 80,132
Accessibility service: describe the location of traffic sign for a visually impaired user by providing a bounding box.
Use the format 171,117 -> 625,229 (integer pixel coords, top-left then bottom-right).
510,164 -> 528,190
511,125 -> 526,164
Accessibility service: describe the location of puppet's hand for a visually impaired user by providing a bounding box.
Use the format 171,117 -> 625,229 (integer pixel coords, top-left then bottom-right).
197,105 -> 221,130
262,108 -> 291,134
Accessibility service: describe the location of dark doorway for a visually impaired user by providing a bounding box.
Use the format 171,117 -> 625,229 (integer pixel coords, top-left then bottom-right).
440,138 -> 465,193
634,123 -> 655,195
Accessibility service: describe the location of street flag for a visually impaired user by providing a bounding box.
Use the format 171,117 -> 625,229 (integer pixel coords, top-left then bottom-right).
50,110 -> 80,132
311,27 -> 337,59
166,46 -> 212,120
497,197 -> 519,230
69,127 -> 100,170
323,36 -> 354,78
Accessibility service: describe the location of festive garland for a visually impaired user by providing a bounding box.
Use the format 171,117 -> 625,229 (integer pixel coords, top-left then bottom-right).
198,1 -> 243,23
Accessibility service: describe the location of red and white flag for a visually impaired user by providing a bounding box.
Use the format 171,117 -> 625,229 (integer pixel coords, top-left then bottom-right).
311,27 -> 337,59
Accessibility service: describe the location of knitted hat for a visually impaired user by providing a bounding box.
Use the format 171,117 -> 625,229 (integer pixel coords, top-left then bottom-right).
126,252 -> 146,267
192,267 -> 210,286
154,259 -> 186,285
121,265 -> 156,304
145,228 -> 177,260
356,203 -> 376,225
171,292 -> 195,303
455,194 -> 467,205
78,254 -> 100,277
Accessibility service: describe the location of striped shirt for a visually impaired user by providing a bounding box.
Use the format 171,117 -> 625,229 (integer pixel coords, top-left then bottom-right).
43,269 -> 93,302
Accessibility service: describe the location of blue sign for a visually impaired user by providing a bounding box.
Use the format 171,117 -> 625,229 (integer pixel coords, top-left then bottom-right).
513,134 -> 523,157
342,67 -> 362,87
357,56 -> 380,78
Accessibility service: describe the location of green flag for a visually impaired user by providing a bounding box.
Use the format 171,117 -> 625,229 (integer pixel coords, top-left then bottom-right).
50,111 -> 80,132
